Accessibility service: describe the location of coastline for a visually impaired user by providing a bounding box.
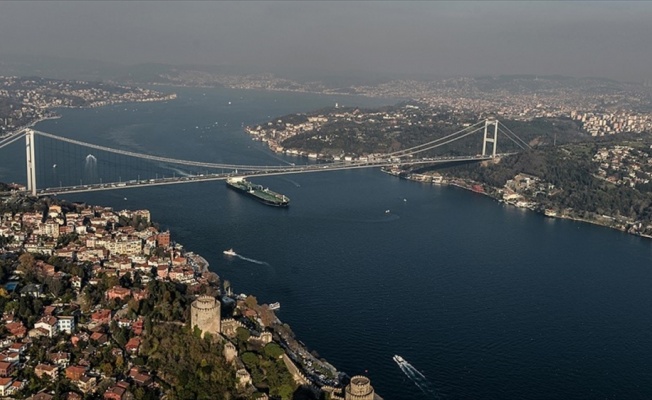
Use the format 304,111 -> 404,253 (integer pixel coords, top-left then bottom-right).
0,114 -> 61,139
0,194 -> 355,397
395,172 -> 651,240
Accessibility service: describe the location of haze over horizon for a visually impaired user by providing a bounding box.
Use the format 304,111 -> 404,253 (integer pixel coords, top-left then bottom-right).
0,1 -> 651,82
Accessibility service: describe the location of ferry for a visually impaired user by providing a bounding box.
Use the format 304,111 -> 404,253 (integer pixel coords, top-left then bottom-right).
268,302 -> 281,310
223,248 -> 236,256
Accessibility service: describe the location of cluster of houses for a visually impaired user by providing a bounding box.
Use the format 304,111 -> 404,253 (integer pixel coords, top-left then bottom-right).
0,301 -> 150,399
0,203 -> 218,399
571,111 -> 652,136
593,145 -> 652,188
501,173 -> 557,209
0,205 -> 207,287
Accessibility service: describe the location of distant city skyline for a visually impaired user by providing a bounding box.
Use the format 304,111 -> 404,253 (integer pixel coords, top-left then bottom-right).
0,1 -> 651,82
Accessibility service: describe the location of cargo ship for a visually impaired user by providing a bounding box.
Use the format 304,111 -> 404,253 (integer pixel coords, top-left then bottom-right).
226,177 -> 290,207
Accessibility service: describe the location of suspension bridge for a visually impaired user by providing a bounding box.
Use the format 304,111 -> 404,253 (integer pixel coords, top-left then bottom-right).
0,119 -> 530,196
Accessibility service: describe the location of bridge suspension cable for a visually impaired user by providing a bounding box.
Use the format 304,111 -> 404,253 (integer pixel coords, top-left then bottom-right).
386,120 -> 486,157
0,130 -> 27,150
497,121 -> 532,150
32,130 -> 297,171
396,125 -> 486,157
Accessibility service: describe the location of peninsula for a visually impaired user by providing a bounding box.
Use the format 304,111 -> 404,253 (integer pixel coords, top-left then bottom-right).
243,74 -> 652,240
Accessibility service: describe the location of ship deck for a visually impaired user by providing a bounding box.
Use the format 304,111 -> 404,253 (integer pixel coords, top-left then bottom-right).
227,180 -> 289,205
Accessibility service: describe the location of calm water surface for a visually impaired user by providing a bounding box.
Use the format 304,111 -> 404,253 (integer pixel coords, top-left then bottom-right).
2,87 -> 652,399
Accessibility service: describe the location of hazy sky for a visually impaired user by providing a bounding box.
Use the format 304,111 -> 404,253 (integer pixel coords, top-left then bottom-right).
1,1 -> 651,81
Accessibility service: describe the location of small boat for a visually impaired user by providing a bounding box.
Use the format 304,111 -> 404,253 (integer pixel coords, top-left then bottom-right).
269,302 -> 281,310
223,249 -> 236,256
393,355 -> 406,364
385,209 -> 391,214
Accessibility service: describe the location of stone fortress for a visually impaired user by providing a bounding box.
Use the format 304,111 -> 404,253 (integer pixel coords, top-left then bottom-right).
191,295 -> 381,399
190,295 -> 221,338
345,376 -> 376,400
324,375 -> 379,400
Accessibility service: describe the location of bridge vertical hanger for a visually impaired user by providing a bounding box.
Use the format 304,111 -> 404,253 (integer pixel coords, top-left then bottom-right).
25,129 -> 37,196
482,119 -> 499,158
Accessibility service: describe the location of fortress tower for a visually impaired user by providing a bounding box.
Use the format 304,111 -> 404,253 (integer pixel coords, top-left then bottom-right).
223,342 -> 238,364
345,375 -> 375,400
190,295 -> 221,338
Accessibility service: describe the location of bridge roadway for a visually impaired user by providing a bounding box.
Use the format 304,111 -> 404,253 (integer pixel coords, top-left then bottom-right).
34,154 -> 508,197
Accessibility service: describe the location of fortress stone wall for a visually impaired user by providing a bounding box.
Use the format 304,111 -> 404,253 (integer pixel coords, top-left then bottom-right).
190,295 -> 221,338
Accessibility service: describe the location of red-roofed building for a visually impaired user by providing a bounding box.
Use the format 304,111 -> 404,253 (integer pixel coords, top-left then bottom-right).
106,286 -> 131,301
156,231 -> 170,247
125,337 -> 141,354
171,257 -> 186,267
59,225 -> 74,236
49,352 -> 71,368
103,381 -> 130,400
56,246 -> 75,258
77,375 -> 97,394
11,379 -> 25,393
91,309 -> 112,324
89,332 -> 108,345
71,333 -> 89,347
43,305 -> 57,315
65,365 -> 87,381
132,318 -> 144,336
156,265 -> 168,278
128,367 -> 152,386
0,361 -> 15,377
30,391 -> 54,400
5,322 -> 27,338
8,342 -> 28,354
35,363 -> 59,380
66,392 -> 83,400
0,377 -> 12,397
0,352 -> 19,364
35,316 -> 59,337
168,267 -> 183,281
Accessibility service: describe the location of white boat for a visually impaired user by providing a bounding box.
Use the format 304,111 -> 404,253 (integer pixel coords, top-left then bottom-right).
385,209 -> 391,214
223,248 -> 236,256
393,355 -> 406,364
269,302 -> 281,310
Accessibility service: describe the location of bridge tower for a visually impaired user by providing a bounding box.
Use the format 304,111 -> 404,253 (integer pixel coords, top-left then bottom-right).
482,119 -> 499,158
25,129 -> 37,196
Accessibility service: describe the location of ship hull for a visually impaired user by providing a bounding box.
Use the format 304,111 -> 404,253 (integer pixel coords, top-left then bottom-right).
226,179 -> 290,207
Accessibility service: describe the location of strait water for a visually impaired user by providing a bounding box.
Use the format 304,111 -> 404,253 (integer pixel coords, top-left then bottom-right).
3,87 -> 652,399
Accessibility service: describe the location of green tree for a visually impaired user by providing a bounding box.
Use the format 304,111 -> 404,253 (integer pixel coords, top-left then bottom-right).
263,343 -> 285,359
235,327 -> 250,344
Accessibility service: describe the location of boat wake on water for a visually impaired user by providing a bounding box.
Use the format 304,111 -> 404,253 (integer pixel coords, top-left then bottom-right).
393,355 -> 441,399
235,254 -> 269,265
224,249 -> 270,266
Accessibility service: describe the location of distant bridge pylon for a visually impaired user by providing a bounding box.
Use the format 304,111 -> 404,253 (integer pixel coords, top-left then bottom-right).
25,129 -> 37,196
482,119 -> 498,158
